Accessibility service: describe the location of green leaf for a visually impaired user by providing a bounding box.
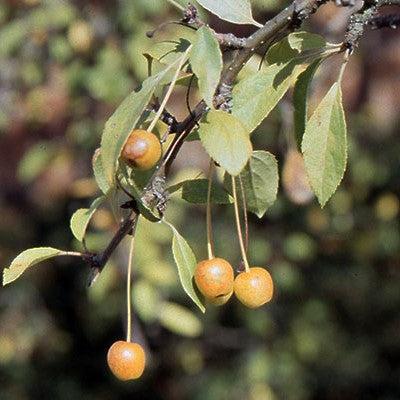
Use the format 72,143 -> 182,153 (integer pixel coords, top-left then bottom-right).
239,34 -> 326,135
224,151 -> 279,217
144,37 -> 192,66
181,179 -> 233,204
118,164 -> 162,222
100,53 -> 189,188
287,32 -> 326,52
159,302 -> 203,337
92,148 -> 111,195
232,61 -> 302,133
100,78 -> 157,187
164,221 -> 205,313
198,110 -> 252,175
70,196 -> 105,242
3,247 -> 65,286
196,0 -> 262,27
266,32 -> 326,65
141,25 -> 195,68
190,26 -> 222,108
301,82 -> 347,207
293,59 -> 322,149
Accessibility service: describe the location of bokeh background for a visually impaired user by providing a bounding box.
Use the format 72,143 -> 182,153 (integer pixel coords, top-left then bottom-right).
0,1 -> 399,399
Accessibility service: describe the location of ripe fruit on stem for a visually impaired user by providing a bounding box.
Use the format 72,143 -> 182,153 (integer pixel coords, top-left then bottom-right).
107,340 -> 146,381
234,267 -> 273,308
194,258 -> 234,304
121,129 -> 162,170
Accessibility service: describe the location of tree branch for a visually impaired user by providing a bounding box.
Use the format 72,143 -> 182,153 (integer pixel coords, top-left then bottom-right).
86,212 -> 138,283
84,0 -> 379,279
161,0 -> 330,163
344,0 -> 400,48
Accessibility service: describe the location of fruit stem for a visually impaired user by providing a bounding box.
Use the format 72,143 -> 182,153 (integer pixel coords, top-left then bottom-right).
206,160 -> 215,260
126,226 -> 137,343
231,175 -> 250,272
147,45 -> 192,133
238,174 -> 249,253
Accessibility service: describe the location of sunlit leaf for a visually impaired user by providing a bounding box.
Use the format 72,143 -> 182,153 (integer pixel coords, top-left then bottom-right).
287,32 -> 326,52
196,0 -> 262,27
3,247 -> 65,286
266,32 -> 326,65
190,26 -> 222,107
199,110 -> 252,175
70,196 -> 105,242
164,221 -> 205,312
145,37 -> 193,66
302,83 -> 347,207
232,61 -> 302,133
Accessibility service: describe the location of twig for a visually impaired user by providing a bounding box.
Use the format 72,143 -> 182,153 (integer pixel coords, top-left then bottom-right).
151,103 -> 179,132
90,212 -> 138,275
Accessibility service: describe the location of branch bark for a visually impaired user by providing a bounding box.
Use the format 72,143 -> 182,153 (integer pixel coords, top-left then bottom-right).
86,212 -> 137,282
344,0 -> 400,48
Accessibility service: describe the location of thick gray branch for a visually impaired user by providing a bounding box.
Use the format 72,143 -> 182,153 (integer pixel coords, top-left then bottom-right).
344,0 -> 400,48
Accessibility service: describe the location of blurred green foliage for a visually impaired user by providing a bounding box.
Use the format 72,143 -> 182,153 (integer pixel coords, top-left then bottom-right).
0,1 -> 399,399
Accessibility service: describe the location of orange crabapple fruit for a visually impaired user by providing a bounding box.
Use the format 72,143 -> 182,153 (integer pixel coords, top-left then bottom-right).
234,267 -> 273,308
121,129 -> 162,170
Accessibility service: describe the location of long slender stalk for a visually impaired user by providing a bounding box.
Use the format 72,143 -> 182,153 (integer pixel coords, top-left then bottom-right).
206,160 -> 215,260
231,176 -> 250,272
126,231 -> 136,342
147,46 -> 192,133
165,0 -> 185,11
238,174 -> 249,253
